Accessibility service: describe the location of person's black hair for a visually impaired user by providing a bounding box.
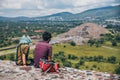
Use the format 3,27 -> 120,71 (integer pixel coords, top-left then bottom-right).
42,31 -> 52,41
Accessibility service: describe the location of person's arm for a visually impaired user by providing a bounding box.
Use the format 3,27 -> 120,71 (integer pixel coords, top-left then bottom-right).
27,35 -> 32,44
48,45 -> 52,61
48,56 -> 52,61
24,36 -> 32,46
22,53 -> 27,67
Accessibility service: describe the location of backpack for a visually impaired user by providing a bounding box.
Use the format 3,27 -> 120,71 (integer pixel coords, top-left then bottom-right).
39,58 -> 60,74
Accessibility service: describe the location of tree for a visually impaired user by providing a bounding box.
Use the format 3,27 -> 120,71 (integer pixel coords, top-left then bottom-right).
10,54 -> 15,61
98,55 -> 104,62
13,40 -> 19,44
115,34 -> 120,43
88,39 -> 96,47
75,63 -> 79,69
107,56 -> 116,63
115,66 -> 120,74
93,64 -> 97,68
0,55 -> 6,60
79,60 -> 85,65
88,56 -> 93,61
63,61 -> 72,67
99,38 -> 105,44
70,41 -> 76,46
104,33 -> 113,41
93,55 -> 104,62
53,51 -> 66,62
68,54 -> 78,60
112,41 -> 117,46
95,41 -> 100,47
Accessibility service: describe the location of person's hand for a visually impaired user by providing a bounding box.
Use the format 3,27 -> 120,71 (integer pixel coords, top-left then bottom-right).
48,56 -> 52,61
23,64 -> 27,68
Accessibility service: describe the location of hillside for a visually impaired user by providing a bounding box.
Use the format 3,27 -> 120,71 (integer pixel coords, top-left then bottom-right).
51,23 -> 109,45
74,5 -> 120,19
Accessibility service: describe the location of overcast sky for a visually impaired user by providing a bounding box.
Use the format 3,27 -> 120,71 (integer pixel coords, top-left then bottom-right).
0,0 -> 119,17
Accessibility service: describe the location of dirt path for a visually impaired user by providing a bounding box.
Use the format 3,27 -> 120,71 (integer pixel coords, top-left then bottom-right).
102,46 -> 119,50
0,45 -> 35,56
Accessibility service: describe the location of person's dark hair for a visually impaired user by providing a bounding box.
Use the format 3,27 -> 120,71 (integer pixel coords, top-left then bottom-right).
42,32 -> 52,41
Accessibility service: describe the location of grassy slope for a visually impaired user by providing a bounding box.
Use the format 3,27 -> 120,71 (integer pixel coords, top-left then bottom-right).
52,43 -> 120,73
53,44 -> 120,61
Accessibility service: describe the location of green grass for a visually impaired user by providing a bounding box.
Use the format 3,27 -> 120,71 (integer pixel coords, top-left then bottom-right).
53,44 -> 120,61
81,62 -> 118,73
52,43 -> 120,73
104,41 -> 120,49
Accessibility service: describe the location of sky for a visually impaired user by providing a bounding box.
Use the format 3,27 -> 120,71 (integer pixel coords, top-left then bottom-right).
0,0 -> 119,17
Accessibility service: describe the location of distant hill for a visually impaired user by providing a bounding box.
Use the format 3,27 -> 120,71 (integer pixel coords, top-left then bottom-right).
33,12 -> 74,21
44,12 -> 73,17
0,16 -> 30,21
0,16 -> 10,21
0,5 -> 119,21
74,5 -> 120,19
51,23 -> 109,45
33,5 -> 120,21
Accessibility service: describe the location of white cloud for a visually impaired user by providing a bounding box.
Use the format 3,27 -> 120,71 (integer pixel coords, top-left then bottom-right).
0,0 -> 119,17
1,3 -> 21,9
0,12 -> 4,15
42,0 -> 74,9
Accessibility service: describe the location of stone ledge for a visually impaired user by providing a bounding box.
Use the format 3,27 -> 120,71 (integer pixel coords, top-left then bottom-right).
0,60 -> 119,80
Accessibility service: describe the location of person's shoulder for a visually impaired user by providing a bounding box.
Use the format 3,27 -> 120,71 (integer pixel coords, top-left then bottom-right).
35,41 -> 41,44
35,41 -> 43,45
27,35 -> 30,37
47,43 -> 52,48
41,41 -> 51,47
22,35 -> 26,38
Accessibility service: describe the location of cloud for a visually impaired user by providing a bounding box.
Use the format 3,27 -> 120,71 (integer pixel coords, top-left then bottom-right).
42,0 -> 74,9
0,0 -> 119,17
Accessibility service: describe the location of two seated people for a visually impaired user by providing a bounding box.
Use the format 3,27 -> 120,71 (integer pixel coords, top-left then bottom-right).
16,30 -> 59,72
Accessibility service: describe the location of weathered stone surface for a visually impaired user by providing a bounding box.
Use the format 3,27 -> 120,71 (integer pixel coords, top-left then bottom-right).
0,60 -> 119,80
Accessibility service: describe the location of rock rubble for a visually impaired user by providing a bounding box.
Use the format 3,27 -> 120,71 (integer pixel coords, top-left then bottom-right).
0,60 -> 119,80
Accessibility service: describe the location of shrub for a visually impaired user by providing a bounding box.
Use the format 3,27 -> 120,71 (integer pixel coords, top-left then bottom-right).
63,61 -> 72,67
79,60 -> 85,65
68,54 -> 78,60
107,56 -> 116,64
93,64 -> 97,68
70,41 -> 76,46
75,63 -> 79,69
115,66 -> 120,74
112,41 -> 117,46
88,39 -> 96,47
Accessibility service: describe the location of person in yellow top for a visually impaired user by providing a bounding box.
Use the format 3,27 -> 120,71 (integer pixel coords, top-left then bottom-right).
16,29 -> 32,67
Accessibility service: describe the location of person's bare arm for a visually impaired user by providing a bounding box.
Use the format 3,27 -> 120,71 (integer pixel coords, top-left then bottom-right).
48,56 -> 52,61
22,54 -> 27,67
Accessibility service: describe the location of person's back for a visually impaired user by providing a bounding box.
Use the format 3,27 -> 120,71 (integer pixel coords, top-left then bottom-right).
19,35 -> 31,45
16,29 -> 32,67
34,32 -> 52,68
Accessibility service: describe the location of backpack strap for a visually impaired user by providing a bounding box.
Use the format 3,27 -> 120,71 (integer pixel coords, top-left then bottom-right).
43,65 -> 53,74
